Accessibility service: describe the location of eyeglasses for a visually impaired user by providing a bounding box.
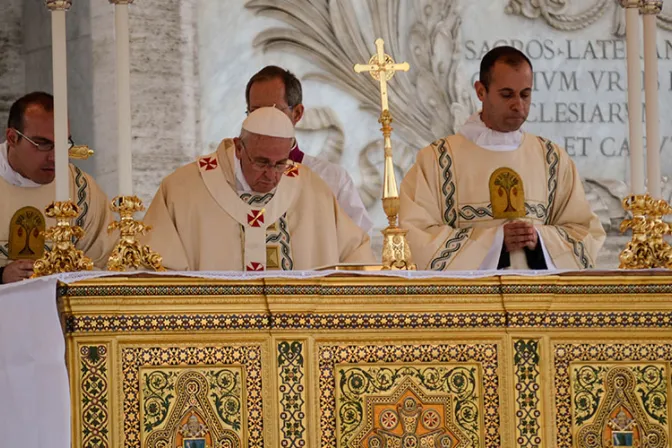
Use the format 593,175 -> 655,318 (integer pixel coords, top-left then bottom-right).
12,128 -> 74,152
239,139 -> 295,173
245,104 -> 294,116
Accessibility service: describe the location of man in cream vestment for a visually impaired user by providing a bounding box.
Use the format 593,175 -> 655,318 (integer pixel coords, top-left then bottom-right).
400,46 -> 605,271
245,66 -> 373,233
142,107 -> 374,271
0,92 -> 115,283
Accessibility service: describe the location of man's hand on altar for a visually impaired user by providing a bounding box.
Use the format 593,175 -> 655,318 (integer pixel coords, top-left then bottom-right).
503,221 -> 538,252
2,260 -> 35,284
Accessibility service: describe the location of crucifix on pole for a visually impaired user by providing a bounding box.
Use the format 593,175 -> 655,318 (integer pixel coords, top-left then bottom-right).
354,38 -> 415,270
354,38 -> 410,112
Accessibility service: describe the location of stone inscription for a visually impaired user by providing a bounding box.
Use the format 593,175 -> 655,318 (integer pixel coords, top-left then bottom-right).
461,34 -> 672,180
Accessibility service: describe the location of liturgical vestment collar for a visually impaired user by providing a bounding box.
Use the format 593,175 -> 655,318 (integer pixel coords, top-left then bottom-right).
458,112 -> 524,152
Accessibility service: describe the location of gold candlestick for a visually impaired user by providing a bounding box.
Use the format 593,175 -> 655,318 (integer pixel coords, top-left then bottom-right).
619,194 -> 672,269
106,195 -> 164,271
68,144 -> 94,160
32,201 -> 93,277
355,38 -> 415,270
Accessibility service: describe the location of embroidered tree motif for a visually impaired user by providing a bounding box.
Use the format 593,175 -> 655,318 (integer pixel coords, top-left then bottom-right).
15,211 -> 43,256
495,172 -> 520,213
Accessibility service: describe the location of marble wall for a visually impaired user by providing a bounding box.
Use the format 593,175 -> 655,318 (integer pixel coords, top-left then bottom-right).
124,0 -> 201,204
0,0 -> 200,205
20,0 -> 95,174
0,0 -> 24,131
89,0 -> 201,202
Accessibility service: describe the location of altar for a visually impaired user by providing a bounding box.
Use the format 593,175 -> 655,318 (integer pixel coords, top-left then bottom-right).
40,271 -> 670,448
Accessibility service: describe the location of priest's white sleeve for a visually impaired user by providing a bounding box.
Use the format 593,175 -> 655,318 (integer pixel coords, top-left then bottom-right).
335,173 -> 373,233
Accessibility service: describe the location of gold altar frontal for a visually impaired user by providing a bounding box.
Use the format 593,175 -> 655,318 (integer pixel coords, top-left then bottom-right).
58,273 -> 672,448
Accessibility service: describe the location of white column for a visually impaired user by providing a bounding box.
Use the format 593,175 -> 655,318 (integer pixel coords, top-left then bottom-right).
46,1 -> 72,201
621,0 -> 646,195
111,0 -> 134,196
641,0 -> 663,198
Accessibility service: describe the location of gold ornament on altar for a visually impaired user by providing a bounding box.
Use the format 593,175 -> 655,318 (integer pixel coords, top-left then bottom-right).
639,0 -> 663,15
32,201 -> 93,277
619,194 -> 672,269
355,38 -> 415,270
30,138 -> 95,275
68,144 -> 94,160
106,195 -> 165,271
45,0 -> 72,11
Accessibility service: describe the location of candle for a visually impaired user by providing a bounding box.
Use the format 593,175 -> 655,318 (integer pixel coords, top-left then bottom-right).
114,1 -> 133,196
623,5 -> 645,195
642,3 -> 662,198
51,9 -> 69,201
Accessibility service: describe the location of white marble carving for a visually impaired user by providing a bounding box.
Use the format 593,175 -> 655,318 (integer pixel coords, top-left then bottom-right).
506,0 -> 672,36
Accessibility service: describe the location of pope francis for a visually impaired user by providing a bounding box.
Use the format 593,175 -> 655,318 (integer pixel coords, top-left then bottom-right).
142,107 -> 375,271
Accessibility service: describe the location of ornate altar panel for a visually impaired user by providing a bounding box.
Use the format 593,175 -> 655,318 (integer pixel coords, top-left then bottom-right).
555,345 -> 671,448
59,273 -> 672,447
324,346 -> 498,447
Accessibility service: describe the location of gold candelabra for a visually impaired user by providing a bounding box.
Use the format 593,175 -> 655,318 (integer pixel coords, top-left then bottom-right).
32,201 -> 93,277
355,38 -> 416,270
106,195 -> 165,271
32,145 -> 95,277
619,194 -> 672,269
68,144 -> 94,159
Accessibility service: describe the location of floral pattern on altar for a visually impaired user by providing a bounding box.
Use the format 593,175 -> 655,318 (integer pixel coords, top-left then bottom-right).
121,345 -> 265,448
80,345 -> 110,448
277,341 -> 307,447
142,370 -> 241,448
514,340 -> 542,448
575,367 -> 667,448
318,342 -> 501,447
553,343 -> 672,447
344,374 -> 473,447
141,369 -> 242,435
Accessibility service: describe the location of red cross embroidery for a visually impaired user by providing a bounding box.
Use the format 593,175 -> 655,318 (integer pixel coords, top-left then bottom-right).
284,165 -> 299,178
247,209 -> 265,227
199,157 -> 218,171
246,262 -> 264,271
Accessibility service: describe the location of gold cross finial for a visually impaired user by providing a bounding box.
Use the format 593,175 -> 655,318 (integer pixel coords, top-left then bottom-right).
354,38 -> 409,112
353,38 -> 416,270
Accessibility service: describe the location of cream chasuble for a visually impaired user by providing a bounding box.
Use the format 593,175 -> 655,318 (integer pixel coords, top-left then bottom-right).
399,133 -> 606,270
142,139 -> 375,271
0,164 -> 115,268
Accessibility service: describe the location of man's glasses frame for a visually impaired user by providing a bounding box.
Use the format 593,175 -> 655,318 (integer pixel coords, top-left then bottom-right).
12,128 -> 74,152
239,139 -> 295,173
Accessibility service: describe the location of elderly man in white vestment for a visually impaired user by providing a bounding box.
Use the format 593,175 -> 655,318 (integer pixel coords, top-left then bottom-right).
142,107 -> 375,271
0,92 -> 115,283
245,65 -> 373,233
400,46 -> 605,271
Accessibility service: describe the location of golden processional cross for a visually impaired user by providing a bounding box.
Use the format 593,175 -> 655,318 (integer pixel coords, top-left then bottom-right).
354,38 -> 415,270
